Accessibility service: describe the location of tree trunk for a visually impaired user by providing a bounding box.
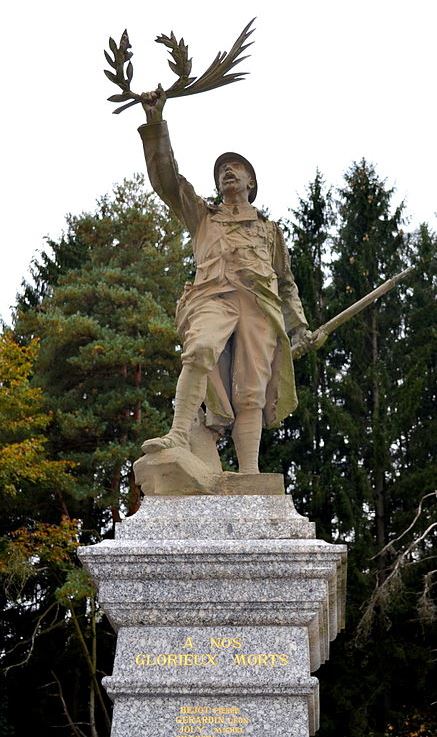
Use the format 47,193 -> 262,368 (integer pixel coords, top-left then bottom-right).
371,308 -> 387,582
127,467 -> 141,516
134,363 -> 142,423
70,605 -> 111,733
110,465 -> 122,525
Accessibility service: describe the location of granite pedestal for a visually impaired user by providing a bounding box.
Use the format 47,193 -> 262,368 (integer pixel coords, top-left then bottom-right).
79,475 -> 347,737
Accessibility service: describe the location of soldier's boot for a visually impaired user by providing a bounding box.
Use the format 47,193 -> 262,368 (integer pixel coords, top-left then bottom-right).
141,365 -> 207,454
232,408 -> 262,474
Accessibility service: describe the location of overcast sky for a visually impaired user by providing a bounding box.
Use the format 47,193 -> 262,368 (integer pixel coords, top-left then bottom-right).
1,0 -> 436,324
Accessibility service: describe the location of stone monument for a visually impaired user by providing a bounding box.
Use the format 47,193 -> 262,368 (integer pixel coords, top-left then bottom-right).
79,21 -> 347,737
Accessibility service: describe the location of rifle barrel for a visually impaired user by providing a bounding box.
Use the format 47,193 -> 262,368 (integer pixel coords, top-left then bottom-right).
321,266 -> 414,336
291,266 -> 414,360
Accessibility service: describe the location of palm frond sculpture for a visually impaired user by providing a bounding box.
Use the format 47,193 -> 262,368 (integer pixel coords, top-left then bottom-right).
104,19 -> 255,114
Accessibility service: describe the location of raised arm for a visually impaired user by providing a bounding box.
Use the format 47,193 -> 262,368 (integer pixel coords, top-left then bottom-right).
138,87 -> 206,236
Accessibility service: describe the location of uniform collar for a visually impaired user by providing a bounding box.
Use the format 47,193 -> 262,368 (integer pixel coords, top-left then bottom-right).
210,202 -> 259,222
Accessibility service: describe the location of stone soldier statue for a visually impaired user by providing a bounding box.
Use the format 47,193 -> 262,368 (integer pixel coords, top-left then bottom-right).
138,87 -> 311,474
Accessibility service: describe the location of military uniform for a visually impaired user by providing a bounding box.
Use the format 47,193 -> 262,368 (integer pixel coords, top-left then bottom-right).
138,120 -> 309,429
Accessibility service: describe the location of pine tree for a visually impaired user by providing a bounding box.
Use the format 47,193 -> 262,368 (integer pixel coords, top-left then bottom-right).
15,175 -> 190,522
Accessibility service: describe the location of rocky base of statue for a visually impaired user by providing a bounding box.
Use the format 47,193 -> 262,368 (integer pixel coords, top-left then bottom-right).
78,475 -> 347,737
133,410 -> 226,496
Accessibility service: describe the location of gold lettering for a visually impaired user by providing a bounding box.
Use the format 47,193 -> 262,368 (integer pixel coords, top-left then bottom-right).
180,706 -> 211,714
232,652 -> 289,666
182,637 -> 194,649
134,652 -> 219,666
210,637 -> 242,649
135,653 -> 158,666
178,705 -> 247,737
256,654 -> 269,666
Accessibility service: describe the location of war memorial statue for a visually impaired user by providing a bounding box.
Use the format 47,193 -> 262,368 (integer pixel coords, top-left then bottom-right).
102,22 -> 409,489
78,21 -> 408,737
137,83 -> 313,474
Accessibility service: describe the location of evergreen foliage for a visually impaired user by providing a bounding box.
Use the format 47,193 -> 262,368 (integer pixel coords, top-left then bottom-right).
15,174 -> 190,520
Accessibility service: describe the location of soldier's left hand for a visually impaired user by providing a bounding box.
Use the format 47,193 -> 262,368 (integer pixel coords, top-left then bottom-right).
290,326 -> 313,359
310,328 -> 328,350
291,326 -> 312,350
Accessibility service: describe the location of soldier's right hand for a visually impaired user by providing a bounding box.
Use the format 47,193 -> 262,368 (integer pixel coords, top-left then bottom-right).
141,84 -> 166,123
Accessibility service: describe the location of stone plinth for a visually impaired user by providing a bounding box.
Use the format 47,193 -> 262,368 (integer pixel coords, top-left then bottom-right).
115,494 -> 315,540
79,482 -> 346,737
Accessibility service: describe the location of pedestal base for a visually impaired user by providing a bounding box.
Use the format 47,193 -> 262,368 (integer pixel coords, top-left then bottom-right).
79,486 -> 346,737
105,626 -> 319,737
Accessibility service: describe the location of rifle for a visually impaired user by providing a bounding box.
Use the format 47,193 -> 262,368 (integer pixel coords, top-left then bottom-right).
292,267 -> 414,360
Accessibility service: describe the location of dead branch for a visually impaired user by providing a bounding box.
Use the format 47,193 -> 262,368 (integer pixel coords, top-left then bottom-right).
2,601 -> 58,674
372,490 -> 437,560
51,671 -> 88,737
356,521 -> 437,641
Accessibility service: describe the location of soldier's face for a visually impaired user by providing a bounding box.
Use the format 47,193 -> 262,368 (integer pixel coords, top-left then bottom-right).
218,161 -> 254,201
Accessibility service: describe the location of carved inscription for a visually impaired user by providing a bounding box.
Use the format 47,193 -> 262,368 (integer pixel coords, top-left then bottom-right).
175,705 -> 250,737
134,634 -> 289,669
135,653 -> 218,667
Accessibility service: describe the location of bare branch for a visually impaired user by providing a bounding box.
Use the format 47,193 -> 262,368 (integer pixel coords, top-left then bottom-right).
2,602 -> 57,674
372,490 -> 437,560
356,522 -> 437,641
51,671 -> 88,737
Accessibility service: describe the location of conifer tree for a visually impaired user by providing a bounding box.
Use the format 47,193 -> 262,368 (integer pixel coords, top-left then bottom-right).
15,175 -> 189,522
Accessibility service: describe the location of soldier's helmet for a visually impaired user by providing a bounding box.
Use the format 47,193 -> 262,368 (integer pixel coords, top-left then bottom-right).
214,152 -> 258,203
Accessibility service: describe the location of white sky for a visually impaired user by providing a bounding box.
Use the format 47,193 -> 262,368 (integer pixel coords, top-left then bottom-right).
1,0 -> 436,324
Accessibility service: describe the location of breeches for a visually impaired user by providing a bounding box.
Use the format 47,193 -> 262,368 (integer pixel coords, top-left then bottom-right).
181,290 -> 278,412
